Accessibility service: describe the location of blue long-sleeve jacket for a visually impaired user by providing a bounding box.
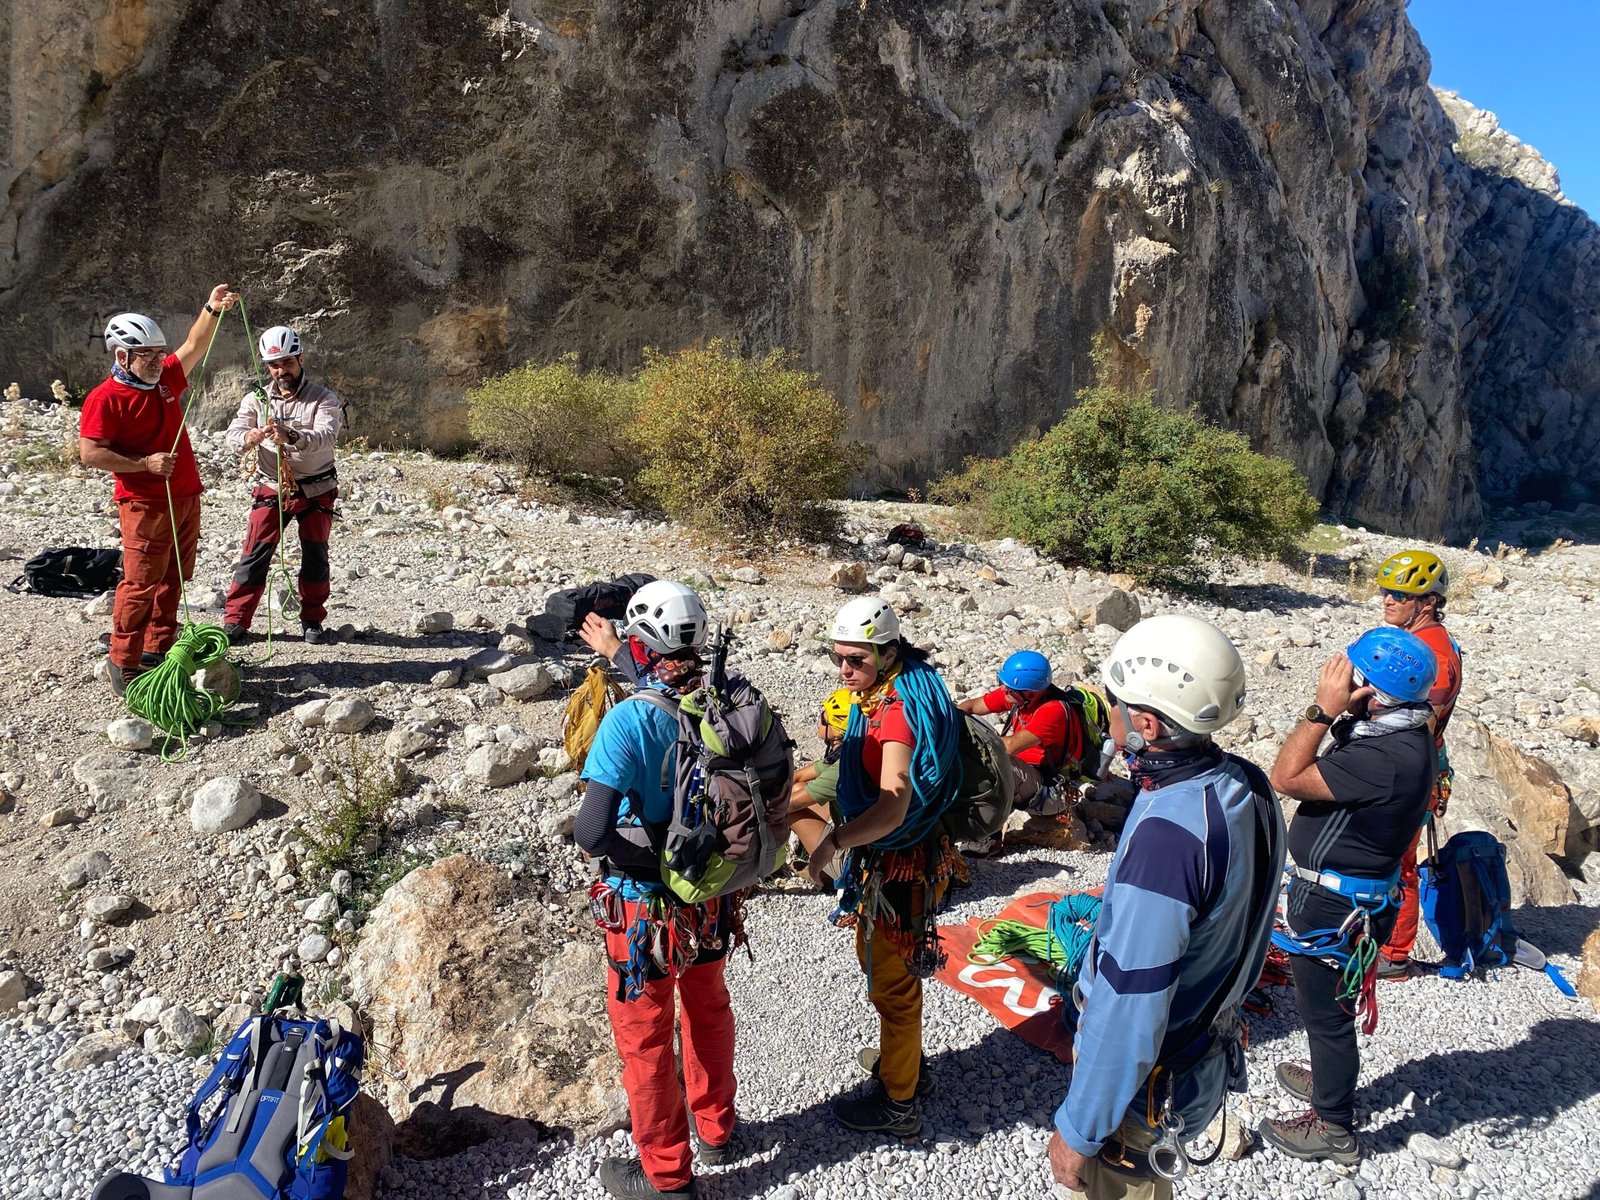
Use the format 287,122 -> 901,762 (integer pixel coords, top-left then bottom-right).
1055,754 -> 1283,1155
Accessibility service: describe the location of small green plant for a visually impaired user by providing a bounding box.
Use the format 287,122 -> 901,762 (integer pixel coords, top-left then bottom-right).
423,482 -> 463,511
1358,248 -> 1420,348
467,352 -> 638,480
629,340 -> 863,541
933,348 -> 1320,581
303,737 -> 404,888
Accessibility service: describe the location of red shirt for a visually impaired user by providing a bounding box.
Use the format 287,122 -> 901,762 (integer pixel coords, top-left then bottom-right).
982,686 -> 1076,772
1410,622 -> 1462,748
861,684 -> 915,783
79,356 -> 203,501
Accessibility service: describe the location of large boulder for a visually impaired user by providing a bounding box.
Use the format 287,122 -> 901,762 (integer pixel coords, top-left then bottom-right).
345,855 -> 623,1139
1580,928 -> 1600,1015
190,777 -> 263,835
1442,718 -> 1577,906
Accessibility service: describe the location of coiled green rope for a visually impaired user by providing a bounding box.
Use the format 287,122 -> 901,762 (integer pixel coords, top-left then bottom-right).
125,622 -> 233,758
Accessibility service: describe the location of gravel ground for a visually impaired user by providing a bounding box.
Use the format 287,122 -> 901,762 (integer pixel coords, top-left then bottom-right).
1,393 -> 1598,1199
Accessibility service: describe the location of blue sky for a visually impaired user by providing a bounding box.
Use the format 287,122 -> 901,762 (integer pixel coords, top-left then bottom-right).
1408,0 -> 1599,218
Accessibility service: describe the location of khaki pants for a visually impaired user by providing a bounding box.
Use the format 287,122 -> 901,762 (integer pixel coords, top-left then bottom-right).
1065,1117 -> 1173,1200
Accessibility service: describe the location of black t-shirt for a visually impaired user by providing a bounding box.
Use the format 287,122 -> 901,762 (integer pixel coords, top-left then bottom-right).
1287,722 -> 1436,880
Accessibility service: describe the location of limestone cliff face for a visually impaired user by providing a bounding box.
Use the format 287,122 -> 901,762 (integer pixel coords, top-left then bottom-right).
2,0 -> 1595,538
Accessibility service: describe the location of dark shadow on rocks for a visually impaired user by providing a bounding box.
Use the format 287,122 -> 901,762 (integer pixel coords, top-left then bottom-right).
1206,581 -> 1353,614
393,1099 -> 546,1161
1358,1017 -> 1600,1154
951,853 -> 1082,909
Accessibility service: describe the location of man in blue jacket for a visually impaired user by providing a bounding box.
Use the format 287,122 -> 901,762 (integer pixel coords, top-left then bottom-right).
1050,615 -> 1286,1200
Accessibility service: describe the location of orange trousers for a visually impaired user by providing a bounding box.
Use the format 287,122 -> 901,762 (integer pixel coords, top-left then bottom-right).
604,901 -> 736,1191
855,923 -> 924,1102
1384,774 -> 1450,963
111,495 -> 200,671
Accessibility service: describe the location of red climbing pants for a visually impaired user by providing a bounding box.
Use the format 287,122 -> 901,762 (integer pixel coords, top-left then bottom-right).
111,495 -> 199,671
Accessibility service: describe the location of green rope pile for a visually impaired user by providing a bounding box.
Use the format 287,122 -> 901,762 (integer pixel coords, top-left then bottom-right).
969,920 -> 1068,966
125,623 -> 233,758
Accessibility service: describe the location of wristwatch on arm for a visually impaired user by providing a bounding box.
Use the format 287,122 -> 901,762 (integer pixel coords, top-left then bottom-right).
1303,704 -> 1335,726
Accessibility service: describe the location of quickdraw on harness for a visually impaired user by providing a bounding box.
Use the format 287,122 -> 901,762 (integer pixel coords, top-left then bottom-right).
1271,865 -> 1399,1035
592,880 -> 740,1002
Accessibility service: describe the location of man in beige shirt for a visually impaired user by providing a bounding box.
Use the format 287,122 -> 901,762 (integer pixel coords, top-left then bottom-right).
222,325 -> 344,644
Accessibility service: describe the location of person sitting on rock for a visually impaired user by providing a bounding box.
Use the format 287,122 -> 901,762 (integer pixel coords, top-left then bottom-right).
1371,549 -> 1463,981
572,580 -> 737,1200
786,688 -> 856,865
79,286 -> 238,695
221,326 -> 344,645
958,650 -> 1108,814
1260,627 -> 1437,1165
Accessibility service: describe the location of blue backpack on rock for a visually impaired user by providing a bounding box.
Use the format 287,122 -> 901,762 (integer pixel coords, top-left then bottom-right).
91,1011 -> 365,1200
1420,828 -> 1575,995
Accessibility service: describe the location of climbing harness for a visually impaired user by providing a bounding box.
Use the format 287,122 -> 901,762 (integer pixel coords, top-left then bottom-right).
1271,865 -> 1398,1035
607,890 -> 735,1002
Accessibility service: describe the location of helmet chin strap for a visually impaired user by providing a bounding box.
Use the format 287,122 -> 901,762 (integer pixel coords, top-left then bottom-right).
1116,698 -> 1149,755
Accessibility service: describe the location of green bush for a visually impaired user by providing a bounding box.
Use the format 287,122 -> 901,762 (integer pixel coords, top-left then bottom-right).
466,353 -> 637,479
934,358 -> 1320,581
629,340 -> 861,541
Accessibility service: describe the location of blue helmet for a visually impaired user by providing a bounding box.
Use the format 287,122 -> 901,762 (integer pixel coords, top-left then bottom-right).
998,650 -> 1052,693
1345,627 -> 1436,703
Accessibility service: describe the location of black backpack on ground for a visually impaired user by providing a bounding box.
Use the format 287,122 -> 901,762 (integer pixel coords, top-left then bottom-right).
6,547 -> 122,599
543,572 -> 657,634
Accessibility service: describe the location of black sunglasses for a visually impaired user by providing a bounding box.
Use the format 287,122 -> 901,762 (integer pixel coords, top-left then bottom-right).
829,649 -> 877,670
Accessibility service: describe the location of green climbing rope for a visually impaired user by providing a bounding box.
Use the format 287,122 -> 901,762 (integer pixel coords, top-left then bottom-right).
969,919 -> 1067,967
124,623 -> 233,757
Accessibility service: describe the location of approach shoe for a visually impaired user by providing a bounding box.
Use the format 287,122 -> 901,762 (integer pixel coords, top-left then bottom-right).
1026,784 -> 1071,817
106,663 -> 144,698
832,1080 -> 922,1138
1259,1110 -> 1360,1165
856,1047 -> 937,1100
961,834 -> 1003,859
1275,1061 -> 1313,1103
1376,955 -> 1413,981
693,1126 -> 736,1166
302,622 -> 326,644
222,623 -> 248,646
597,1157 -> 695,1199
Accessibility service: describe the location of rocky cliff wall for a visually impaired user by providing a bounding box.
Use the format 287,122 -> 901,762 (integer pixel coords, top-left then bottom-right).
1,0 -> 1596,538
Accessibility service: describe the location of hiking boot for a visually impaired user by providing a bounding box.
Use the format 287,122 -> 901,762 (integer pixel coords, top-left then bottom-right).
1258,1110 -> 1360,1165
223,623 -> 248,646
832,1080 -> 922,1137
1027,784 -> 1070,817
962,834 -> 1003,859
693,1126 -> 736,1166
302,622 -> 326,644
140,651 -> 163,669
597,1157 -> 695,1199
106,663 -> 143,698
856,1047 -> 937,1100
1376,956 -> 1413,981
1275,1061 -> 1313,1104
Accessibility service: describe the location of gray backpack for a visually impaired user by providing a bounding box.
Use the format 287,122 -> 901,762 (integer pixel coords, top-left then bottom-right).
629,672 -> 795,904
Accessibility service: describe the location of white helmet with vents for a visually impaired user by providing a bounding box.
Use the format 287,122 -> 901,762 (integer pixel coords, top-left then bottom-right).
624,580 -> 709,654
103,313 -> 166,352
1101,614 -> 1246,736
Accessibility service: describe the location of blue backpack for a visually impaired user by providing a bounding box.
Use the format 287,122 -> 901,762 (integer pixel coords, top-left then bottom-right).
91,1013 -> 365,1200
1419,828 -> 1574,994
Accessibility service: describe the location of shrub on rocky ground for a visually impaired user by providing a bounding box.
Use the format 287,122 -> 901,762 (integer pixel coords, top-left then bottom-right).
934,356 -> 1320,581
466,353 -> 638,481
303,738 -> 404,892
629,340 -> 861,542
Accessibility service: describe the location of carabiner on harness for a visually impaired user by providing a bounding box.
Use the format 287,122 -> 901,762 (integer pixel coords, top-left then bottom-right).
589,880 -> 625,932
1148,1099 -> 1190,1181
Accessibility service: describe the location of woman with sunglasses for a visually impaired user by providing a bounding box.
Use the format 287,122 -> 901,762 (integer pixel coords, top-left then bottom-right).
806,596 -> 962,1138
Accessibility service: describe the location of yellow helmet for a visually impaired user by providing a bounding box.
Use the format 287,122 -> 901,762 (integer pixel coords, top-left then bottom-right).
822,688 -> 859,732
1376,550 -> 1448,597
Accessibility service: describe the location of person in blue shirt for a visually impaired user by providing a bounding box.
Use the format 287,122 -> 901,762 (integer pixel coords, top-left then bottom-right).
1050,615 -> 1285,1200
573,581 -> 736,1200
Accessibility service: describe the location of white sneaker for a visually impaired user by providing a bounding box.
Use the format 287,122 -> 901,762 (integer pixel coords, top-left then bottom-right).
961,835 -> 1002,858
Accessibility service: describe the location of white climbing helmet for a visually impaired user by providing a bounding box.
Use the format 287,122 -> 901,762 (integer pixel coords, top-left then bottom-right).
830,596 -> 900,646
1100,614 -> 1246,736
624,580 -> 709,654
103,313 -> 166,352
258,326 -> 303,363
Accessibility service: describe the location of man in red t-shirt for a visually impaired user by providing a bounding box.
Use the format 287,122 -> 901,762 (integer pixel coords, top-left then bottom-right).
79,285 -> 238,694
958,650 -> 1088,815
1371,550 -> 1464,979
